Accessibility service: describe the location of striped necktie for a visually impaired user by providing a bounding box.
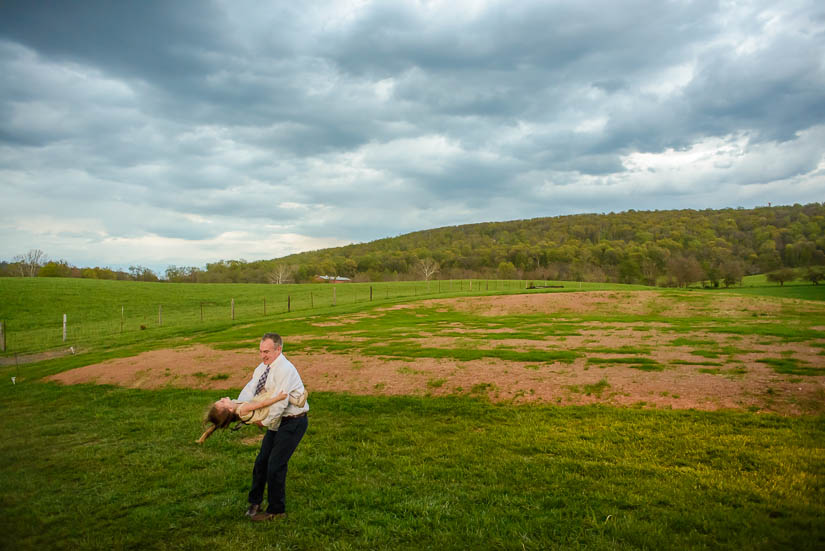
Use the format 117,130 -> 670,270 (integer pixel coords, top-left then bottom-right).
254,365 -> 270,396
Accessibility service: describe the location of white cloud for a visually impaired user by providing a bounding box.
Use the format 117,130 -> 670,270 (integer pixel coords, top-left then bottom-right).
622,126 -> 825,191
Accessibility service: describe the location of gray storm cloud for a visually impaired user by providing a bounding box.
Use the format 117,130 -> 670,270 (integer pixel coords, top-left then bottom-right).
0,0 -> 823,272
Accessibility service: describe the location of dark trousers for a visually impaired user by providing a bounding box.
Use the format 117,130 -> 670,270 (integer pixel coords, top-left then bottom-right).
248,415 -> 307,514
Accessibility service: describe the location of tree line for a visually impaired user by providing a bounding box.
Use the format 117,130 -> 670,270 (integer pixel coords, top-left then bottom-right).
0,251 -> 160,282
3,203 -> 824,287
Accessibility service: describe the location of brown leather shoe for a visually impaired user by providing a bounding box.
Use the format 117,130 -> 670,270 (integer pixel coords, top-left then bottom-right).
245,503 -> 261,517
251,511 -> 286,522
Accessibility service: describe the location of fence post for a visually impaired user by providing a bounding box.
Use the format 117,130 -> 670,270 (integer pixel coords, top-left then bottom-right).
370,286 -> 373,301
231,298 -> 235,320
288,295 -> 291,313
121,305 -> 124,333
158,305 -> 162,327
63,314 -> 67,342
311,292 -> 314,308
0,321 -> 5,352
333,287 -> 337,306
200,302 -> 203,321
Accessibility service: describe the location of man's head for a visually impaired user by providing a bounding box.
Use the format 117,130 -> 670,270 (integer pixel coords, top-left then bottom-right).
260,332 -> 283,366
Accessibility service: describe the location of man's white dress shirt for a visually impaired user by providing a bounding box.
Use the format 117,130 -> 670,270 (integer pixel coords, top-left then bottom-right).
237,353 -> 308,429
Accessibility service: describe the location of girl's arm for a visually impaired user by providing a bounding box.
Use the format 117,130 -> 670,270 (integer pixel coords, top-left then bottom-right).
237,391 -> 288,416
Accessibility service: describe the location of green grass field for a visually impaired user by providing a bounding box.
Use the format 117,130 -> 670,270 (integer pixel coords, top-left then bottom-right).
718,274 -> 825,301
0,277 -> 652,356
1,273 -> 821,356
1,277 -> 823,550
1,383 -> 823,550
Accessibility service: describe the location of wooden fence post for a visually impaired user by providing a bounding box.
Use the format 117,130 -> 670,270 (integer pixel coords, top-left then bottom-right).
121,306 -> 124,333
370,286 -> 373,301
63,314 -> 67,342
0,321 -> 5,352
231,298 -> 235,320
311,292 -> 314,308
288,296 -> 291,313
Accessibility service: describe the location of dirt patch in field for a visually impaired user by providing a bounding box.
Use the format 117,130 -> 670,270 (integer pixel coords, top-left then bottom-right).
46,292 -> 825,415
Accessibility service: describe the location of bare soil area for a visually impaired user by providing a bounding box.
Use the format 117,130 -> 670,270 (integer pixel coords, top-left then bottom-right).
47,292 -> 825,415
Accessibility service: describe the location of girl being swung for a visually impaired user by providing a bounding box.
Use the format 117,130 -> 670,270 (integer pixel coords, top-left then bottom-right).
197,389 -> 308,443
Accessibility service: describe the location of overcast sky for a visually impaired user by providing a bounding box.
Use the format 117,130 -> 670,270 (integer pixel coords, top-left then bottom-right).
1,0 -> 824,274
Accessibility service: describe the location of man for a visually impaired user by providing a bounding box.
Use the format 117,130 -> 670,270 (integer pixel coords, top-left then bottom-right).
238,332 -> 308,521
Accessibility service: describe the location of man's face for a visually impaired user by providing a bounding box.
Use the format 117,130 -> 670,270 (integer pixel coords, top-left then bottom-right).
259,338 -> 281,366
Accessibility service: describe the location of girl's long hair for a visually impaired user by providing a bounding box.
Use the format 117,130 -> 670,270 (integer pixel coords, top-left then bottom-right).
196,403 -> 241,444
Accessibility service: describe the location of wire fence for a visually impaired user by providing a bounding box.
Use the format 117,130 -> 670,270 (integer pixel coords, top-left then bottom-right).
0,279 -> 537,356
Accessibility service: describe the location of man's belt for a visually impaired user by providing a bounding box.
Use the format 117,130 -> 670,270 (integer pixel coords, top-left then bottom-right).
282,412 -> 307,420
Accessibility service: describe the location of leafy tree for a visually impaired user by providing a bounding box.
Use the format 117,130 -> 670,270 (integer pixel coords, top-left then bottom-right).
497,261 -> 517,279
336,257 -> 358,279
667,256 -> 704,287
165,265 -> 201,283
38,260 -> 73,277
129,265 -> 159,282
618,255 -> 642,284
803,266 -> 825,285
702,262 -> 722,288
720,260 -> 745,288
766,268 -> 797,286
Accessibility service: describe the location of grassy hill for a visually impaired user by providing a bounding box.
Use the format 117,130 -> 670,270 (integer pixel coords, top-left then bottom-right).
195,203 -> 825,285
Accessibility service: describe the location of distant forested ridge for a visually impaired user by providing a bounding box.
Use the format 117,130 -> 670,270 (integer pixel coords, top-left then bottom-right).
4,204 -> 824,287
198,203 -> 825,286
